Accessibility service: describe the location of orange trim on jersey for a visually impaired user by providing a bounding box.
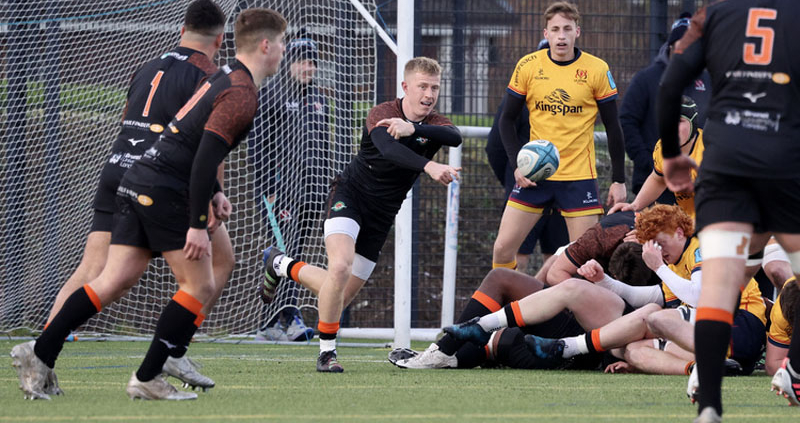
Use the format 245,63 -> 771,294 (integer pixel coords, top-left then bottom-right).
472,291 -> 502,313
590,329 -> 606,352
768,334 -> 790,348
696,307 -> 733,325
595,90 -> 618,101
318,320 -> 340,335
507,85 -> 526,96
290,261 -> 307,282
510,301 -> 525,327
492,260 -> 517,270
83,284 -> 102,312
507,200 -> 544,214
484,344 -> 490,359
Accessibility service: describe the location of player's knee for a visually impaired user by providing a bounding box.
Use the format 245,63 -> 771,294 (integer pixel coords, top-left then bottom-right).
645,309 -> 670,338
492,237 -> 516,262
327,259 -> 352,283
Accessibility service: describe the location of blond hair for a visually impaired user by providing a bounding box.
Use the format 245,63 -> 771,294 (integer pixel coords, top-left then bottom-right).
404,56 -> 441,79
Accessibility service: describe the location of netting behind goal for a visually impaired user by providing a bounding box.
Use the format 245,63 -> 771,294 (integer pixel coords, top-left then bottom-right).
0,0 -> 375,337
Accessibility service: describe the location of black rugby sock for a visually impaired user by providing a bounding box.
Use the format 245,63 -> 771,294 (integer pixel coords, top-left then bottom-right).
694,308 -> 733,417
136,292 -> 203,382
35,285 -> 102,368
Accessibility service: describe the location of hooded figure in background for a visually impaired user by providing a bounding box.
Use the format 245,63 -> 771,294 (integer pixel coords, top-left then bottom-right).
620,13 -> 711,198
250,32 -> 331,342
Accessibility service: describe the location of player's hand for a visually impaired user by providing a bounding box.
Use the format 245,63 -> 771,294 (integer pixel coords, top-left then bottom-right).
606,182 -> 627,207
424,161 -> 461,186
376,118 -> 415,139
641,240 -> 665,271
623,229 -> 639,243
576,259 -> 605,283
513,168 -> 537,188
212,191 -> 232,221
608,201 -> 636,215
605,361 -> 633,374
662,154 -> 697,193
183,227 -> 211,261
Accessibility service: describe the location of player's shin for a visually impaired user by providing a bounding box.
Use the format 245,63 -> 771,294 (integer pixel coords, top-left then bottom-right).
35,284 -> 103,368
136,290 -> 205,382
694,308 -> 733,416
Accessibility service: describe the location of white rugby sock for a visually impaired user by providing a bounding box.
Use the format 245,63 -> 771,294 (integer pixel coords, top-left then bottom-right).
562,335 -> 589,359
319,338 -> 336,353
477,310 -> 508,332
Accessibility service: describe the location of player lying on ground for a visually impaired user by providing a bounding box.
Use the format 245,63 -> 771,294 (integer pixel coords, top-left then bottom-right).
391,242 -> 657,370
444,206 -> 765,373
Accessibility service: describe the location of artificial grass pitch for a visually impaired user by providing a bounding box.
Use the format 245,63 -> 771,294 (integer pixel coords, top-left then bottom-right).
0,340 -> 795,422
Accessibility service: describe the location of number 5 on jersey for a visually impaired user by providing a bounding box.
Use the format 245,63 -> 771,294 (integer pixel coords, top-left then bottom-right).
743,8 -> 777,65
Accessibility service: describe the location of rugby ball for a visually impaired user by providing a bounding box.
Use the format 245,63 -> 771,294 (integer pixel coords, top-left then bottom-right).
516,140 -> 560,182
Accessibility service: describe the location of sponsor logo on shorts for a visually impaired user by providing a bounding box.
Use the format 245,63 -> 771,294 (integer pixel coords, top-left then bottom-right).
150,124 -> 164,133
137,195 -> 153,206
582,191 -> 596,204
332,201 -> 346,212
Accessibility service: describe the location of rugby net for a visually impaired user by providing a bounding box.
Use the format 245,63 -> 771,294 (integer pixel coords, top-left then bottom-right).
0,0 -> 376,337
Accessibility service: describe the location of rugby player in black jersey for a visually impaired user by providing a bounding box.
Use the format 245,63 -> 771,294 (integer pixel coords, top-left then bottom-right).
11,8 -> 287,401
22,0 -> 230,396
260,57 -> 462,372
657,0 -> 800,419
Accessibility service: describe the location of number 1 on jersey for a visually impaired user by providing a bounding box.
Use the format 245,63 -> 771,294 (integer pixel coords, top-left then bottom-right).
743,8 -> 777,65
142,70 -> 164,118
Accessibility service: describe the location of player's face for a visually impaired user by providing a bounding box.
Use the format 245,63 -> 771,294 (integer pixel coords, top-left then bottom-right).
678,117 -> 691,145
402,71 -> 441,121
290,59 -> 316,85
265,33 -> 286,77
544,13 -> 580,61
652,230 -> 685,265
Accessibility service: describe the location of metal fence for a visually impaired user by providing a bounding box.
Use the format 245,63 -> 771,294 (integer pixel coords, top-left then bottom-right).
343,0 -> 702,329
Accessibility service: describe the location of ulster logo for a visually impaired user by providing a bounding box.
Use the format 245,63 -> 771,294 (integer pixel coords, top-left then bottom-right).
575,69 -> 588,81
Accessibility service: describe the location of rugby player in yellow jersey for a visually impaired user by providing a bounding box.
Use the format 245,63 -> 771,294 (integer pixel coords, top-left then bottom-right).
493,2 -> 627,272
766,278 -> 799,375
609,96 -> 704,220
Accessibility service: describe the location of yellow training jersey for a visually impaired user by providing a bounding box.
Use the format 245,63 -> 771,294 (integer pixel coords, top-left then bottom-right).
652,129 -> 705,220
507,49 -> 618,181
769,290 -> 793,348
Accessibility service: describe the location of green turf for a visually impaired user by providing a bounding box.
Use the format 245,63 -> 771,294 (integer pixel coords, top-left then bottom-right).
1,340 -> 795,422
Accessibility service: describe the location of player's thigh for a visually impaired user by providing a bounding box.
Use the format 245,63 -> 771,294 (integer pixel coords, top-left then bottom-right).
494,205 -> 543,254
695,170 -> 759,232
88,244 -> 151,304
163,249 -> 215,304
556,279 -> 625,329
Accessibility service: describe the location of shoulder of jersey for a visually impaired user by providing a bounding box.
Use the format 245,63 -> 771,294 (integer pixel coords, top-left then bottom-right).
575,50 -> 609,67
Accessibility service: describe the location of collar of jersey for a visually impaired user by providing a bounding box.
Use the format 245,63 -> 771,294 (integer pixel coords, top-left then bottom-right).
547,48 -> 582,66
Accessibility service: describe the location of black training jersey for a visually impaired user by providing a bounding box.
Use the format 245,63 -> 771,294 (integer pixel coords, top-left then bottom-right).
663,0 -> 800,178
342,98 -> 458,204
124,59 -> 258,191
107,47 -> 217,175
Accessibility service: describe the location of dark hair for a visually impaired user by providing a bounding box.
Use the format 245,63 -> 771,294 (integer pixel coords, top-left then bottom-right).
781,277 -> 800,331
608,242 -> 661,287
184,0 -> 226,36
287,37 -> 318,63
234,8 -> 287,52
